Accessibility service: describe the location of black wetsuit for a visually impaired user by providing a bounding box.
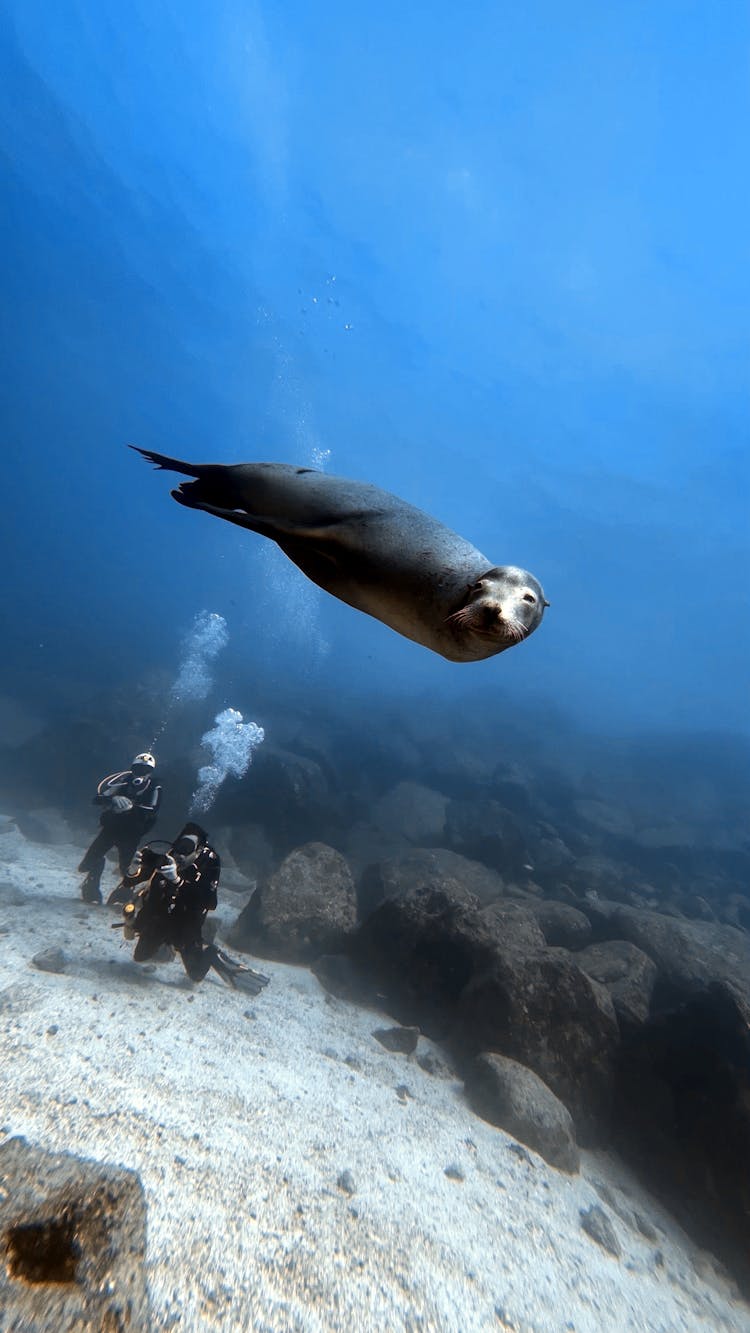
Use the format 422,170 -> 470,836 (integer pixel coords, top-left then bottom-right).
78,769 -> 161,902
132,845 -> 221,981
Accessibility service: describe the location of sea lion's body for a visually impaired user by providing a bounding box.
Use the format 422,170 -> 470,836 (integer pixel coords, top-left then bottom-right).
135,449 -> 548,662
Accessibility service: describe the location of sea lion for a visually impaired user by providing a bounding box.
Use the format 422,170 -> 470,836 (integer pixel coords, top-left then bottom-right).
133,447 -> 549,663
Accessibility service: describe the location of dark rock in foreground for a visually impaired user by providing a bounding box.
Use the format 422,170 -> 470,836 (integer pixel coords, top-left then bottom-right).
466,1052 -> 580,1173
0,1137 -> 149,1332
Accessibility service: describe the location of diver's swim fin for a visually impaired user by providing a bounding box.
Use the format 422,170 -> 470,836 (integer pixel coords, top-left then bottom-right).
209,946 -> 270,995
229,968 -> 270,996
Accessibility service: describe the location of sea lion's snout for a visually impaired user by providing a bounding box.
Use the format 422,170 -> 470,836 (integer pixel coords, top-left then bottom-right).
445,565 -> 548,649
481,603 -> 511,632
445,599 -> 522,644
485,602 -> 527,644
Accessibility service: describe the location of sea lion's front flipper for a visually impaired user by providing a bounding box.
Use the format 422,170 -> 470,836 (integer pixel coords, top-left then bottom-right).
172,492 -> 290,538
173,489 -> 381,548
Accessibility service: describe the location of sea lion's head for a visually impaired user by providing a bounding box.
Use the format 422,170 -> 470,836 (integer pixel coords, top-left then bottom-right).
445,566 -> 549,651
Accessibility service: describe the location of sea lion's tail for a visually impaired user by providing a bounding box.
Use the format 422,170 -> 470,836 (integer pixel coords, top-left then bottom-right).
129,445 -> 202,477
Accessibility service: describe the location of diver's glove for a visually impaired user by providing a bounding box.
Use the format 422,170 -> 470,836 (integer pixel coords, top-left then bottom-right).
111,795 -> 133,813
160,855 -> 180,884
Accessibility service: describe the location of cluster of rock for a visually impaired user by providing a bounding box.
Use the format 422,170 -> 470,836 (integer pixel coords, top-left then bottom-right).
230,830 -> 750,1288
212,731 -> 750,1294
4,688 -> 750,1290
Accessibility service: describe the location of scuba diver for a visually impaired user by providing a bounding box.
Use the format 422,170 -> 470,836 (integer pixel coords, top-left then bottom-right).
113,822 -> 269,995
78,753 -> 162,904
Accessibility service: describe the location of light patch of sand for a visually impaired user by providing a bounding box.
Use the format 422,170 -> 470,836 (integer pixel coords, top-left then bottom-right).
0,817 -> 747,1332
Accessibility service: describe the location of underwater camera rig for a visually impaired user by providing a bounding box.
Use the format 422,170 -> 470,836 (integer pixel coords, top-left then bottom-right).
110,840 -> 270,994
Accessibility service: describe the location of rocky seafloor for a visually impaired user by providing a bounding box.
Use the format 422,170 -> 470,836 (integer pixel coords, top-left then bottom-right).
0,818 -> 747,1333
1,687 -> 749,1328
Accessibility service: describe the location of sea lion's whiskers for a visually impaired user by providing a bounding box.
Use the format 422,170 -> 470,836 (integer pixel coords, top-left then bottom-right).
445,607 -> 473,627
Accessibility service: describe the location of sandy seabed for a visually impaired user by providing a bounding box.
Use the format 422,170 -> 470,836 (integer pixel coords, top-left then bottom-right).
0,817 -> 748,1333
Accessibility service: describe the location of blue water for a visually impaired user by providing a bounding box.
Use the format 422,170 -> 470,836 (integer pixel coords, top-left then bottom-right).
1,0 -> 748,735
3,7 -> 750,1315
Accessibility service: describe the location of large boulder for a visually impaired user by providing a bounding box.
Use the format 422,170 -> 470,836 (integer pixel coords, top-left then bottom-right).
584,906 -> 750,1296
225,823 -> 274,884
343,823 -> 412,880
12,807 -> 77,846
230,842 -> 357,963
457,946 -> 618,1140
421,739 -> 499,790
444,799 -> 528,876
371,782 -> 448,845
480,900 -> 546,953
614,982 -> 750,1297
359,847 -> 505,918
352,887 -> 498,1038
525,828 -> 576,885
576,940 -> 657,1028
526,900 -> 592,950
223,747 -> 337,853
632,820 -> 697,849
466,1053 -> 580,1173
565,854 -> 646,903
602,908 -> 750,1009
250,746 -> 329,809
488,767 -> 535,815
352,886 -> 619,1141
573,799 -> 635,838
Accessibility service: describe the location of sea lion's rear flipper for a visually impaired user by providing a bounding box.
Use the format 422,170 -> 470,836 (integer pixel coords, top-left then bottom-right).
133,446 -> 247,513
129,445 -> 204,477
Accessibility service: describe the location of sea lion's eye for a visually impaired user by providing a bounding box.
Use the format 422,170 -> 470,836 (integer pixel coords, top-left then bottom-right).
522,593 -> 536,604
